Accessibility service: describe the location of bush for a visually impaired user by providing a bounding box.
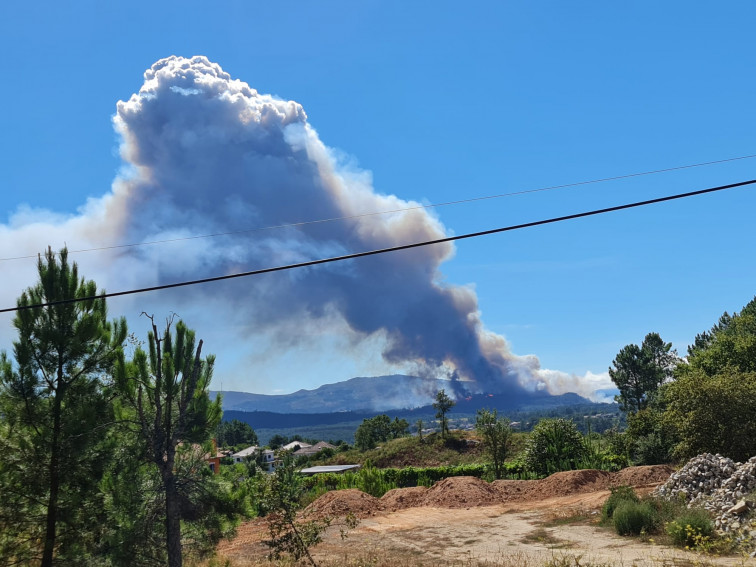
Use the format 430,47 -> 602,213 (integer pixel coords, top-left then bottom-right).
601,485 -> 639,523
523,418 -> 587,476
666,508 -> 714,548
613,500 -> 657,536
354,462 -> 392,497
633,431 -> 673,465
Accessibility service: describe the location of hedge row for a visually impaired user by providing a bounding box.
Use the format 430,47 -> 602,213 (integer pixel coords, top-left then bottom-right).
301,461 -> 535,494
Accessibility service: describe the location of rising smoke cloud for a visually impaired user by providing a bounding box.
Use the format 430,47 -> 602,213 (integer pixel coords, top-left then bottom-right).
0,56 -> 612,401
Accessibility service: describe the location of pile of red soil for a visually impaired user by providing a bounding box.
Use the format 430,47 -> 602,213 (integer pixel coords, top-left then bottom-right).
534,469 -> 612,497
301,465 -> 676,519
611,464 -> 675,487
303,488 -> 383,520
381,486 -> 429,511
492,479 -> 536,501
422,476 -> 502,508
493,469 -> 612,502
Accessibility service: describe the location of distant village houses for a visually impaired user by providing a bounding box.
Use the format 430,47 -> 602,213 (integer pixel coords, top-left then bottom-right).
229,440 -> 338,473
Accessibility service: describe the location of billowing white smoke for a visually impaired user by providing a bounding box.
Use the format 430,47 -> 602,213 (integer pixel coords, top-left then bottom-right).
0,56 -> 612,401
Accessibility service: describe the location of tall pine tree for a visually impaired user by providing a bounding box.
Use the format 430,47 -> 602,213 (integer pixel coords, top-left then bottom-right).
115,315 -> 223,567
0,248 -> 127,566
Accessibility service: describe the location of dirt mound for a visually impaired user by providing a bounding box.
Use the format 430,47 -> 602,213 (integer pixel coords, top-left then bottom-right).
531,469 -> 612,500
422,476 -> 501,508
492,479 -> 536,501
301,466 -> 676,520
381,486 -> 429,511
303,489 -> 383,520
612,464 -> 675,487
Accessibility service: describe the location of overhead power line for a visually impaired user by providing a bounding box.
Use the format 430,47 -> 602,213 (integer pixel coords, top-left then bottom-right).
1,153 -> 755,263
1,178 -> 754,315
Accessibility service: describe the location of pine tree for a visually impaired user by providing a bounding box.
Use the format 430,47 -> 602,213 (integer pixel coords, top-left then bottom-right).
0,248 -> 127,566
433,389 -> 455,438
115,315 -> 222,567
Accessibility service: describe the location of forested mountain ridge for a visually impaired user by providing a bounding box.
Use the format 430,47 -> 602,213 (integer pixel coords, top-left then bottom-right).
212,374 -> 592,414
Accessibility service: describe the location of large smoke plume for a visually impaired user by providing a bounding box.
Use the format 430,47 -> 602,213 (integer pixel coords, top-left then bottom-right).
0,56 -> 612,401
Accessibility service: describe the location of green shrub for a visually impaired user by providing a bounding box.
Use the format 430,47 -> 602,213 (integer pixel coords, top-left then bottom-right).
666,508 -> 714,548
601,485 -> 639,523
613,500 -> 657,536
523,418 -> 587,475
355,463 -> 393,497
633,431 -> 673,465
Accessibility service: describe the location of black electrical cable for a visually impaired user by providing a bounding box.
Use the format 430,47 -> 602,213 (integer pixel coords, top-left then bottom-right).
1,178 -> 754,314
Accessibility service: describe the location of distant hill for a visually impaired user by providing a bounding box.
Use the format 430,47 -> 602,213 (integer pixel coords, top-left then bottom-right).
213,375 -> 445,414
211,374 -> 593,415
224,392 -> 617,446
223,391 -> 593,430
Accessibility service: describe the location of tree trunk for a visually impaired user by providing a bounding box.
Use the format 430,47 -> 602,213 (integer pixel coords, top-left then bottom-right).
41,391 -> 62,567
164,470 -> 183,567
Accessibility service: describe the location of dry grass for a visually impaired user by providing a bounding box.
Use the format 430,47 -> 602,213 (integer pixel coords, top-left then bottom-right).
191,549 -> 751,567
520,527 -> 575,549
539,508 -> 598,527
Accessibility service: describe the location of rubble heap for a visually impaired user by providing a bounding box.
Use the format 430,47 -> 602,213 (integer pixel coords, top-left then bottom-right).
707,457 -> 756,533
655,453 -> 756,541
654,453 -> 737,504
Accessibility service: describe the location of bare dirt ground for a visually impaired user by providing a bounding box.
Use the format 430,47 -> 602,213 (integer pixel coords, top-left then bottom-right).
218,467 -> 756,566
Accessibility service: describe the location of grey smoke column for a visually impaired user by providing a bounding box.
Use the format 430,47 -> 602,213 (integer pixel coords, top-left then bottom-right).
112,55 -> 540,396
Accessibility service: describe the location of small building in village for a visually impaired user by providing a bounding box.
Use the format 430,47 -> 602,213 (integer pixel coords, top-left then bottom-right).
299,464 -> 361,476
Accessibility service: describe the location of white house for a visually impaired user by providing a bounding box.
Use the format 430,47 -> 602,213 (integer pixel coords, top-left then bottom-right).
230,445 -> 279,472
231,445 -> 258,464
292,441 -> 337,458
281,440 -> 312,452
259,449 -> 277,472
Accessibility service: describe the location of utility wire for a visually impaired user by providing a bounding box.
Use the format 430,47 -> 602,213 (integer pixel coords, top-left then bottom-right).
1,153 -> 754,263
1,178 -> 754,315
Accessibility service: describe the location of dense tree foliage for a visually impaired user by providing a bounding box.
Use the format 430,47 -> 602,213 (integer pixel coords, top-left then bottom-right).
0,249 -> 127,566
115,316 -> 224,567
354,414 -> 409,451
685,298 -> 756,376
664,369 -> 756,461
268,434 -> 289,449
609,332 -> 677,414
624,405 -> 676,465
433,389 -> 455,438
662,297 -> 756,461
216,419 -> 259,448
607,332 -> 679,465
474,409 -> 511,479
523,418 -> 587,476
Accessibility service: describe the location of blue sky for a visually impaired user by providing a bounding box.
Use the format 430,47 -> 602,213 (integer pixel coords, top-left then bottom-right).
1,2 -> 755,399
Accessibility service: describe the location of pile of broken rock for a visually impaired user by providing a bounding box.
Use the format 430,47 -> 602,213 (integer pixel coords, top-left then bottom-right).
655,453 -> 756,550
